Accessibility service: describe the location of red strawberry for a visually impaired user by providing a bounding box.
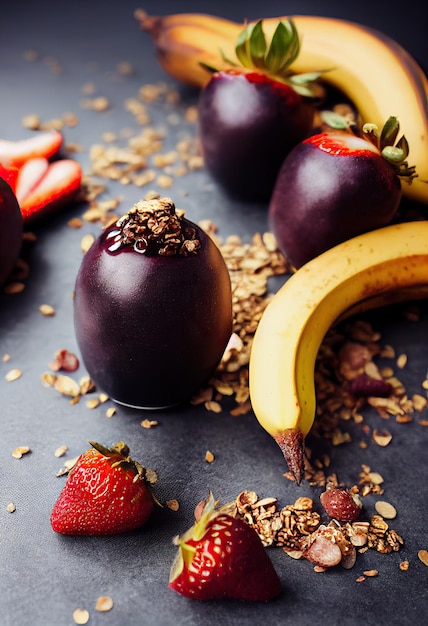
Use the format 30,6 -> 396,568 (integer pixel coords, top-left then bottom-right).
0,130 -> 81,223
50,441 -> 155,536
0,129 -> 62,168
168,493 -> 282,602
197,19 -> 321,200
269,116 -> 417,268
320,488 -> 362,523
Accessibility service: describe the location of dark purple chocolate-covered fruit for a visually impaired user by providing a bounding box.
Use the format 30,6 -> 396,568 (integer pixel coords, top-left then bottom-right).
198,70 -> 315,201
74,198 -> 232,409
0,177 -> 23,286
269,132 -> 402,269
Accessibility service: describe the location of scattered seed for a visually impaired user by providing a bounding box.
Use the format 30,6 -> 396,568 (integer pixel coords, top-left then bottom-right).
372,429 -> 392,447
56,456 -> 79,477
54,375 -> 81,397
68,217 -> 83,228
204,400 -> 222,413
356,575 -> 366,583
363,569 -> 379,577
375,501 -> 397,519
166,499 -> 179,511
6,503 -> 16,513
418,550 -> 428,566
5,368 -> 22,382
98,393 -> 109,403
95,596 -> 113,612
399,560 -> 410,571
106,407 -> 116,418
39,303 -> 55,316
141,418 -> 158,429
396,354 -> 407,369
86,398 -> 100,409
73,608 -> 89,625
3,353 -> 11,362
368,472 -> 384,485
12,446 -> 30,459
54,445 -> 68,458
80,234 -> 95,253
205,450 -> 215,463
3,281 -> 25,294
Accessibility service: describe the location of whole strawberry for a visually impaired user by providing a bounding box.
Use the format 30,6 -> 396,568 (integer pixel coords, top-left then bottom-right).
50,441 -> 155,536
197,19 -> 321,200
320,488 -> 362,523
168,493 -> 282,602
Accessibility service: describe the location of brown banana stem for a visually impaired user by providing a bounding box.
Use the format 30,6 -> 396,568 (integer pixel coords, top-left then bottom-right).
274,428 -> 304,485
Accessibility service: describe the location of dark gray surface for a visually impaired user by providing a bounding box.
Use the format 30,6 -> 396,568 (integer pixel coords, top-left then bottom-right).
1,2 -> 427,625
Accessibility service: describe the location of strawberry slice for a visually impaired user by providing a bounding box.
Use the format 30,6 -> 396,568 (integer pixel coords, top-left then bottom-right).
19,159 -> 82,222
50,441 -> 155,536
0,162 -> 19,191
15,157 -> 50,204
0,130 -> 63,168
168,493 -> 282,601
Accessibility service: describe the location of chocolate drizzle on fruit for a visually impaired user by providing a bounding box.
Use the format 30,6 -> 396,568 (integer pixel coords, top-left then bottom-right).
106,197 -> 201,256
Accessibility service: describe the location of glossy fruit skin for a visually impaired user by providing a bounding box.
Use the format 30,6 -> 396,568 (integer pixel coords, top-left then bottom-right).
198,70 -> 314,201
320,488 -> 362,523
169,513 -> 282,601
269,133 -> 402,268
50,446 -> 154,536
74,219 -> 232,409
0,177 -> 23,286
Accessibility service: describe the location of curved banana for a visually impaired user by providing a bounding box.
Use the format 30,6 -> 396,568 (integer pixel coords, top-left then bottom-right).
136,11 -> 428,205
248,221 -> 428,483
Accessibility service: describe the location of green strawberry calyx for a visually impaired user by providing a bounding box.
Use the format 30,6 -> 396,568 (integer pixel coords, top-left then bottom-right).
218,19 -> 324,98
319,112 -> 418,184
362,116 -> 418,183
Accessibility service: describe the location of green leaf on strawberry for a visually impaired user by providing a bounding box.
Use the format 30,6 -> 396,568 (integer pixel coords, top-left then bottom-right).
168,493 -> 282,602
223,18 -> 323,98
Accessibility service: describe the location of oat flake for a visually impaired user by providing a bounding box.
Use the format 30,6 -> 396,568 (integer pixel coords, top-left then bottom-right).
418,550 -> 428,566
95,596 -> 113,612
375,501 -> 397,519
39,303 -> 55,316
5,368 -> 22,382
166,499 -> 179,511
12,446 -> 30,458
73,608 -> 89,625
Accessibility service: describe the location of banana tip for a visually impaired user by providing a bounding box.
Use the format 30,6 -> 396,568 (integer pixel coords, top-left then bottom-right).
274,428 -> 304,485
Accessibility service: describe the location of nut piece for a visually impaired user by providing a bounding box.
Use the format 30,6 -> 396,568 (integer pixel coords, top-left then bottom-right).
375,501 -> 397,520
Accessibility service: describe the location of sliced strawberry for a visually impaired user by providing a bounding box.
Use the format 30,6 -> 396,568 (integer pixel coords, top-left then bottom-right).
15,157 -> 50,204
0,130 -> 63,168
19,159 -> 82,223
0,162 -> 19,191
50,441 -> 155,536
169,493 -> 282,602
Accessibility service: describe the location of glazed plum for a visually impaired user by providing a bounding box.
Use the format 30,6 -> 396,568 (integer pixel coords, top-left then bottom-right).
197,19 -> 321,201
198,70 -> 314,200
73,197 -> 232,409
269,119 -> 416,268
0,176 -> 23,286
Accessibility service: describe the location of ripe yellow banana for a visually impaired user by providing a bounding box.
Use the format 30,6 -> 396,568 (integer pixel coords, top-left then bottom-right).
248,221 -> 428,483
136,11 -> 428,205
